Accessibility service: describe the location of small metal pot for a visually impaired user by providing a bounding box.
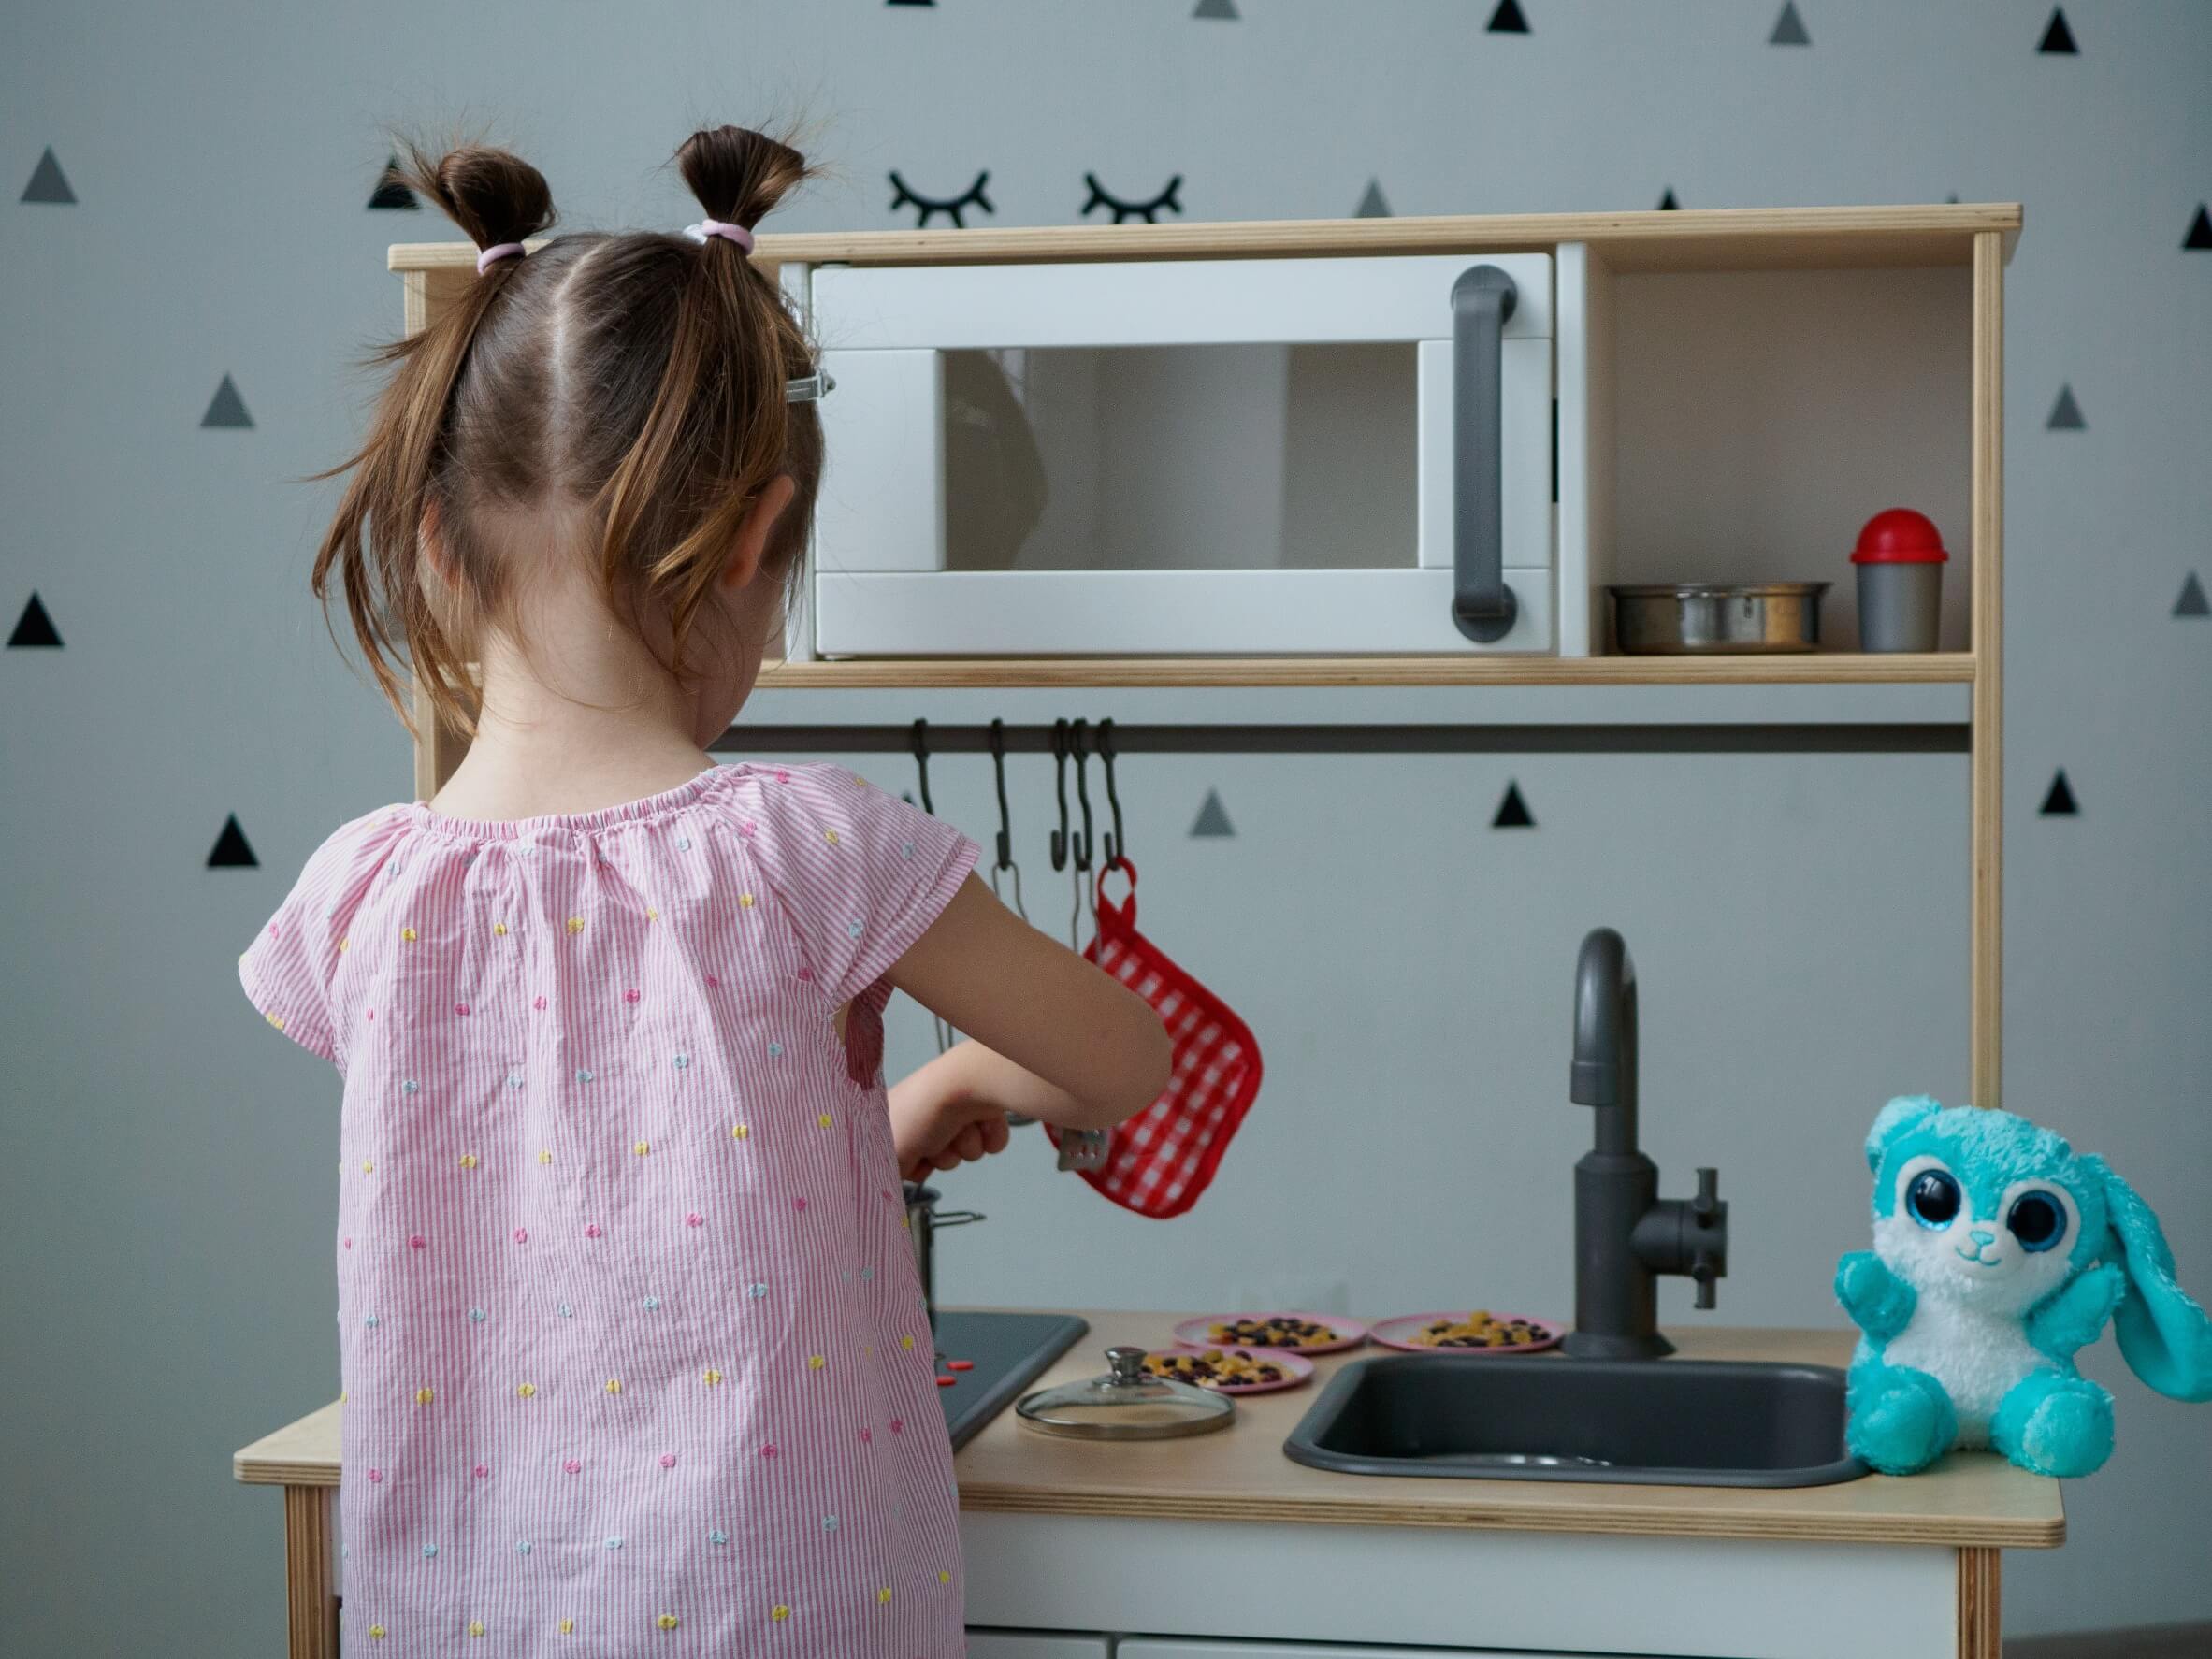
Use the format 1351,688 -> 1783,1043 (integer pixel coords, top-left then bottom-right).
1609,582 -> 1830,654
904,1182 -> 984,1328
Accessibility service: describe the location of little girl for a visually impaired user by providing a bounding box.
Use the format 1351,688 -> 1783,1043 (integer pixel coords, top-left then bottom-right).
239,125 -> 1170,1658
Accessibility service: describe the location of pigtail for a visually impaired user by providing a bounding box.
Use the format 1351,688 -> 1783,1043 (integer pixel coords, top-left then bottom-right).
309,140 -> 557,740
598,125 -> 822,677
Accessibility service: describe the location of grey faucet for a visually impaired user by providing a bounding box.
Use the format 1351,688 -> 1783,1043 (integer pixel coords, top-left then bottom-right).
1561,928 -> 1728,1360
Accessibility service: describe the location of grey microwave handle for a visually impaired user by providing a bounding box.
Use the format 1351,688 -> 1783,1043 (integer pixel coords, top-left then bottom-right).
1450,265 -> 1521,643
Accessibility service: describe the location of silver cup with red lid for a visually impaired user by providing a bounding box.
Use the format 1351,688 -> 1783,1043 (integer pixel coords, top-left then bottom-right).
1852,508 -> 1948,652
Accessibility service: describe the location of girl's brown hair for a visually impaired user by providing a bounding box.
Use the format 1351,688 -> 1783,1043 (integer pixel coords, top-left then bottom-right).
312,124 -> 823,739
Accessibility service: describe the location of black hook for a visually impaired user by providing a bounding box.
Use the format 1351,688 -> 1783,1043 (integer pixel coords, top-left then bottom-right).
910,719 -> 933,815
1098,718 -> 1127,864
1049,719 -> 1071,872
989,718 -> 1014,872
1070,718 -> 1095,873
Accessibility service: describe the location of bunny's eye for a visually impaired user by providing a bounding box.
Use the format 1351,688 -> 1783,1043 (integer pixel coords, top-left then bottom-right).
1906,1169 -> 1961,1229
2007,1191 -> 2066,1252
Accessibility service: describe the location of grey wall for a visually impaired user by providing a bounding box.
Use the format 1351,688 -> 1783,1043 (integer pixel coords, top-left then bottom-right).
4,3 -> 2207,1653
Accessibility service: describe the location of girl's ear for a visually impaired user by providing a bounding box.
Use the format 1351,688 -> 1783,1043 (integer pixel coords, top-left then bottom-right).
719,474 -> 798,592
2098,1161 -> 2212,1402
1867,1094 -> 1943,1175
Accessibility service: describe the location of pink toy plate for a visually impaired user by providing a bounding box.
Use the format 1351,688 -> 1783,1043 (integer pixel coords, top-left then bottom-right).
1149,1345 -> 1316,1396
1369,1311 -> 1565,1355
1171,1312 -> 1368,1356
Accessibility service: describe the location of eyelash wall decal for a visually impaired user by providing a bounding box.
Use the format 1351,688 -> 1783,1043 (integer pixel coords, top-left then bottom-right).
889,170 -> 994,229
1082,173 -> 1184,224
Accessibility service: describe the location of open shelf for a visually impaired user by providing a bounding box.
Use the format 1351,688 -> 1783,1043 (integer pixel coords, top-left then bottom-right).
757,653 -> 1973,691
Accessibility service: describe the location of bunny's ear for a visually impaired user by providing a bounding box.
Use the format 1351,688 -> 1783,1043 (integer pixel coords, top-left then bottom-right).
1866,1094 -> 1944,1174
2099,1163 -> 2212,1403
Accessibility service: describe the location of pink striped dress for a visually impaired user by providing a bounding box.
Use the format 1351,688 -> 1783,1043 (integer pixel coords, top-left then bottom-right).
239,762 -> 979,1657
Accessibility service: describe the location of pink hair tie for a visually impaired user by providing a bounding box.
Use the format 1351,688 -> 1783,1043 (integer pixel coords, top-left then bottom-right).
683,219 -> 756,255
476,241 -> 525,275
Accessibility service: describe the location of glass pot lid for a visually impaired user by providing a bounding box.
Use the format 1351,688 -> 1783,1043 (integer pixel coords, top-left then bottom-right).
1015,1346 -> 1236,1440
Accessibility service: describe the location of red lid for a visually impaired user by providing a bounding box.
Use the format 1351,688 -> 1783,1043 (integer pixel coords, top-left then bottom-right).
1852,508 -> 1948,564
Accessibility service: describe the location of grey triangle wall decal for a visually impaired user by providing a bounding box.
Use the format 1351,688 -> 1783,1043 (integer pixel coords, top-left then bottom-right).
2046,385 -> 2085,430
2037,8 -> 2076,54
1770,3 -> 1810,46
1193,0 -> 1238,18
208,815 -> 260,868
22,147 -> 75,204
1190,789 -> 1236,838
2176,572 -> 2209,618
2039,772 -> 2077,816
1355,180 -> 1392,218
9,593 -> 62,647
202,375 -> 253,429
1492,782 -> 1535,829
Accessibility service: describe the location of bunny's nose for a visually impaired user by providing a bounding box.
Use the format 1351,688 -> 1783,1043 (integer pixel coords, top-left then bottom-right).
1969,1229 -> 1996,1248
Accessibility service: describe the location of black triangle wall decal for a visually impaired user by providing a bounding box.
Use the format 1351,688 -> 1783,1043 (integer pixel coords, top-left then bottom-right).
2046,385 -> 2085,430
209,815 -> 260,868
1193,0 -> 1238,18
889,0 -> 935,6
1355,180 -> 1392,218
8,593 -> 62,647
2038,772 -> 2077,816
202,375 -> 253,429
1657,188 -> 1681,211
1492,782 -> 1535,829
2037,8 -> 2076,54
2176,572 -> 2209,618
1769,3 -> 1810,46
1487,0 -> 1529,35
22,147 -> 75,204
2185,206 -> 2212,251
368,157 -> 419,210
1190,789 -> 1236,838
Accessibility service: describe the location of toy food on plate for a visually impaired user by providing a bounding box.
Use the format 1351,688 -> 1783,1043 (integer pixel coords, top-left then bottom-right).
1414,1311 -> 1548,1348
1140,1346 -> 1312,1394
1171,1312 -> 1368,1355
1369,1310 -> 1563,1354
1212,1327 -> 1327,1353
1209,1316 -> 1335,1348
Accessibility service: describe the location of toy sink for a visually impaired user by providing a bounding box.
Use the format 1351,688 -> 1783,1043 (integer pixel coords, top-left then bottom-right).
1282,1354 -> 1870,1488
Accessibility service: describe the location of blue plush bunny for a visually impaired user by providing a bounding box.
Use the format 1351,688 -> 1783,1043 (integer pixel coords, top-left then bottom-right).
1836,1096 -> 2212,1478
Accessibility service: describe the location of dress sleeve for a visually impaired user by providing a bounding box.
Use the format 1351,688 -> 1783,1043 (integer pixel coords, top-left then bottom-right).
237,810 -> 397,1069
746,764 -> 981,1008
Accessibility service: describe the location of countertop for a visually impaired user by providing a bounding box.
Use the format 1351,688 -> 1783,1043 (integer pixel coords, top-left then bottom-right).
950,1312 -> 2064,1549
235,1310 -> 2064,1551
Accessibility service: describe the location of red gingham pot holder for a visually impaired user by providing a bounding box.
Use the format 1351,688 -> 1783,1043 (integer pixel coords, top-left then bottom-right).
1047,858 -> 1263,1218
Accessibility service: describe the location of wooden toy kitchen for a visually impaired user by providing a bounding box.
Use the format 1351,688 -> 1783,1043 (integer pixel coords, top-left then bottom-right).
236,202 -> 2046,1659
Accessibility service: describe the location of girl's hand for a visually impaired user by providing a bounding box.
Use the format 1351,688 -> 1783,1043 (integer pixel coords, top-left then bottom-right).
890,1065 -> 1014,1183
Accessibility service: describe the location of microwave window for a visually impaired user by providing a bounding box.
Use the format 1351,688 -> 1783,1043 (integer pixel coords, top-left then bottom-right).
942,343 -> 1416,572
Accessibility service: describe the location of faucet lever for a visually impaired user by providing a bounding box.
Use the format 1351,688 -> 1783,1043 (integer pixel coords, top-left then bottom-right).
1690,1260 -> 1719,1311
1692,1166 -> 1720,1222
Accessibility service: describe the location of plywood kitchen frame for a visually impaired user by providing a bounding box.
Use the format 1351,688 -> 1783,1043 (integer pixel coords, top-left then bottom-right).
392,203 -> 2016,1108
